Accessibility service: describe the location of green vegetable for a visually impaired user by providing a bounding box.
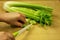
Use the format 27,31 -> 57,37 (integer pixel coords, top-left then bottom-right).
13,31 -> 18,37
4,1 -> 52,12
3,1 -> 52,26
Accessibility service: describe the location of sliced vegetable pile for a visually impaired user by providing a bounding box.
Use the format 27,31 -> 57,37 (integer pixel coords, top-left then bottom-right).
3,1 -> 53,26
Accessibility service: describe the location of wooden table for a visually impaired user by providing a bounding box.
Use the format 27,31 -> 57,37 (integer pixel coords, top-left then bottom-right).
0,1 -> 60,40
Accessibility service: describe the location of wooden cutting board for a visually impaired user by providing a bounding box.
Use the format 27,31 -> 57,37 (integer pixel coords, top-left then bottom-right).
0,1 -> 60,40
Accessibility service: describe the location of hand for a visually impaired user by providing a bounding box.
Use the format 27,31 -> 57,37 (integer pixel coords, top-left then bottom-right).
0,32 -> 15,40
0,12 -> 26,27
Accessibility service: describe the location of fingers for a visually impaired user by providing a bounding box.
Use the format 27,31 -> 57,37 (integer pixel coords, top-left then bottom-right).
18,13 -> 26,24
0,32 -> 15,40
13,21 -> 23,27
3,12 -> 26,27
7,32 -> 15,40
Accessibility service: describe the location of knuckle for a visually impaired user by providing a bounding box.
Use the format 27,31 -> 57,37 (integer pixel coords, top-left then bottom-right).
20,13 -> 25,17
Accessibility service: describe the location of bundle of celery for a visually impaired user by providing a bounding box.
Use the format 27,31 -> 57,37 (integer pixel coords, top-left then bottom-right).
3,1 -> 52,26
